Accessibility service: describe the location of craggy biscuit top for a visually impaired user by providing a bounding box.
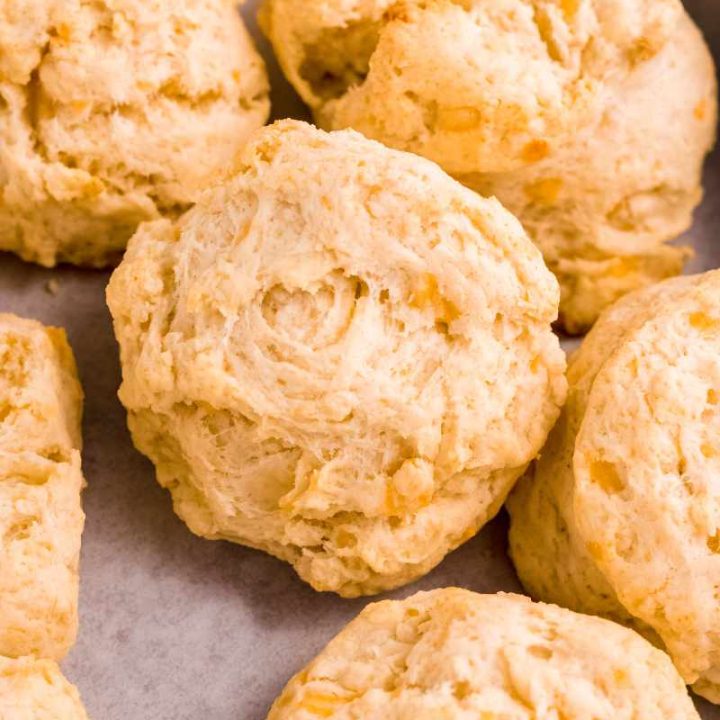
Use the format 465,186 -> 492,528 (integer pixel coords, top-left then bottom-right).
261,0 -> 716,333
464,12 -> 717,333
0,0 -> 269,266
260,0 -> 683,173
108,120 -> 566,596
267,589 -> 698,719
508,270 -> 720,702
0,314 -> 85,660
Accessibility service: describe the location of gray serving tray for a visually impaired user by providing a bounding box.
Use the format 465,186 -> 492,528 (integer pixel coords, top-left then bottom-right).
1,1 -> 718,717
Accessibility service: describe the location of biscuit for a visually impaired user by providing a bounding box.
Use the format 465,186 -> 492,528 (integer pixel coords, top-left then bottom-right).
107,120 -> 566,597
267,588 -> 699,719
260,0 -> 717,333
508,270 -> 720,701
0,0 -> 269,267
0,314 -> 85,660
0,655 -> 88,720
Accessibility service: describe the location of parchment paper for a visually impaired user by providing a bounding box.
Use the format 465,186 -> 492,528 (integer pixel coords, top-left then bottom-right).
1,2 -> 719,717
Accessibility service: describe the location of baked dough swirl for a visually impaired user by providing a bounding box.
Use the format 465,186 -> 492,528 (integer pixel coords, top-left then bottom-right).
108,120 -> 566,596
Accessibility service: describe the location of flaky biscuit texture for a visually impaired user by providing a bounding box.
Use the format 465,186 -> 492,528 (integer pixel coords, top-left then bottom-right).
108,120 -> 566,596
0,0 -> 269,267
267,589 -> 699,719
0,314 -> 85,660
260,0 -> 717,332
0,655 -> 88,720
508,270 -> 720,702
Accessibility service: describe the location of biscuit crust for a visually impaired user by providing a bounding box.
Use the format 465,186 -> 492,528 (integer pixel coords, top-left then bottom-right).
108,120 -> 566,596
0,314 -> 85,660
508,271 -> 720,701
0,0 -> 269,267
0,655 -> 88,720
267,589 -> 699,719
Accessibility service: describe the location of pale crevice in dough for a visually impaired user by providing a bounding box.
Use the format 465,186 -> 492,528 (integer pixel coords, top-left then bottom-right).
108,120 -> 567,597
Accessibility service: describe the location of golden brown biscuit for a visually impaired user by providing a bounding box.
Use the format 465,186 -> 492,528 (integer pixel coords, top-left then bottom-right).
508,271 -> 720,702
267,589 -> 699,719
108,120 -> 566,597
0,0 -> 269,267
0,655 -> 88,720
0,314 -> 85,660
260,0 -> 717,332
